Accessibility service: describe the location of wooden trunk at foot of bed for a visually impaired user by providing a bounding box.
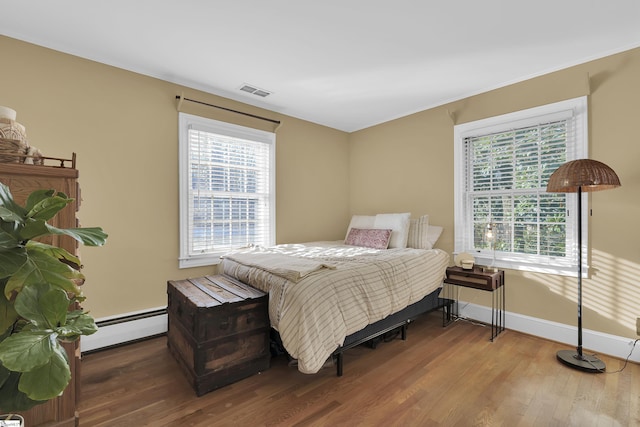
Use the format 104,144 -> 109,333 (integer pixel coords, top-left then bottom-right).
166,275 -> 271,396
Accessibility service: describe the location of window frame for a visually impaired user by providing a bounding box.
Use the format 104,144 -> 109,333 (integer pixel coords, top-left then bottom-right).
453,96 -> 588,276
178,112 -> 276,268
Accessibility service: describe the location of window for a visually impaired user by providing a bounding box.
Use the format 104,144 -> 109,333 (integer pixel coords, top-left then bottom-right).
454,97 -> 587,276
179,113 -> 275,268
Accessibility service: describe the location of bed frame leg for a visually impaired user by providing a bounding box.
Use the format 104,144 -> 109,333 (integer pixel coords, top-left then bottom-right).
336,353 -> 343,376
401,323 -> 407,340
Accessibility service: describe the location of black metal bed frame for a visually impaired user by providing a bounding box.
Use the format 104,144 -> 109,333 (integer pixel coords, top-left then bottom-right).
331,288 -> 453,376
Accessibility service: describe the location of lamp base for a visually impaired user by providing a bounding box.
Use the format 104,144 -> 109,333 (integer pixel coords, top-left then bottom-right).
556,349 -> 605,373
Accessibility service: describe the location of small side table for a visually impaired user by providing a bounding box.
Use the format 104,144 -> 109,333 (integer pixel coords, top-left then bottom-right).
443,266 -> 505,341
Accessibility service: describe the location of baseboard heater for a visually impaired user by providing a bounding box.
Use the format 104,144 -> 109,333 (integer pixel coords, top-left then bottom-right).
81,307 -> 168,354
80,303 -> 640,364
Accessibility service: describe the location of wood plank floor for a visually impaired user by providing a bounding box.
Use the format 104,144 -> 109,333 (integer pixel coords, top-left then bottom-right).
78,312 -> 640,426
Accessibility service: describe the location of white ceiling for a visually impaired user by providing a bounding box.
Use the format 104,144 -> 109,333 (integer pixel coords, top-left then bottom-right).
2,1 -> 640,132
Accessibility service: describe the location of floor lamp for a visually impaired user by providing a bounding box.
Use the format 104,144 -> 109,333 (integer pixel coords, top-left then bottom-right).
546,159 -> 621,372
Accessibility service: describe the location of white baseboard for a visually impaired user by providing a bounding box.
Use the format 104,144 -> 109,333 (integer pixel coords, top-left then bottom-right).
81,307 -> 168,353
80,303 -> 640,364
458,301 -> 640,363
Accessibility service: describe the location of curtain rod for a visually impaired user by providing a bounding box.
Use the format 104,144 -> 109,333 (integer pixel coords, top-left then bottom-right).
175,95 -> 281,125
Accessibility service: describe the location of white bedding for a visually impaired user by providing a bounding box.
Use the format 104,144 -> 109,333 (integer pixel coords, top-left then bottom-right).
223,252 -> 336,282
222,241 -> 449,374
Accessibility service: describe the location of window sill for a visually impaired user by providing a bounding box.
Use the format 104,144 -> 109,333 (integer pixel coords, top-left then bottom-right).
179,256 -> 223,269
473,255 -> 579,277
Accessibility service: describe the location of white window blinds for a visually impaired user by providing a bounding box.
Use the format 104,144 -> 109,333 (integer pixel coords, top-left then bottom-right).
454,97 -> 587,275
179,113 -> 275,268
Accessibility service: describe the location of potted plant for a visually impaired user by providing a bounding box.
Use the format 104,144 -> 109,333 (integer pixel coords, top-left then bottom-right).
0,182 -> 107,414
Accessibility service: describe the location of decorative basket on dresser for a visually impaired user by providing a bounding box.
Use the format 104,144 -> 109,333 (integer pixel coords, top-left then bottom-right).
167,275 -> 271,396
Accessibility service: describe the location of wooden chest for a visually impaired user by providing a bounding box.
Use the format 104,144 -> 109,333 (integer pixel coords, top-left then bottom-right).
167,275 -> 270,396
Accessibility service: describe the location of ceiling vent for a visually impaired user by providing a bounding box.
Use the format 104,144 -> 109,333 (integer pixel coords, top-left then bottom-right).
239,83 -> 272,98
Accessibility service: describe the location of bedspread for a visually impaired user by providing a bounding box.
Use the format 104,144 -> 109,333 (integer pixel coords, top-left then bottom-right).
222,242 -> 449,374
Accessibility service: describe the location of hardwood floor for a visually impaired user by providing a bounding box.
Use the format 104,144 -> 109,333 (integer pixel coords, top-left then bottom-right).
79,312 -> 640,426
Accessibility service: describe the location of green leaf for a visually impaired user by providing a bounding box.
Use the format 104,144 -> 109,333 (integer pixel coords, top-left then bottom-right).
19,218 -> 50,241
0,362 -> 9,388
0,370 -> 46,413
47,225 -> 108,247
15,283 -> 69,330
26,193 -> 72,222
0,248 -> 27,280
4,249 -> 83,299
19,343 -> 70,401
58,310 -> 98,339
0,330 -> 56,372
0,285 -> 18,335
20,221 -> 108,247
0,184 -> 26,218
27,241 -> 82,270
0,228 -> 19,250
0,205 -> 24,224
24,189 -> 55,213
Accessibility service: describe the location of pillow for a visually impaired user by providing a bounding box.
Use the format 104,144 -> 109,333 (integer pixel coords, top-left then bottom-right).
426,225 -> 444,248
374,213 -> 411,248
344,228 -> 392,249
345,215 -> 376,240
407,215 -> 430,249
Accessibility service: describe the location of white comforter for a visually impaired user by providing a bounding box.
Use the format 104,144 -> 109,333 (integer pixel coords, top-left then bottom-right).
222,242 -> 449,374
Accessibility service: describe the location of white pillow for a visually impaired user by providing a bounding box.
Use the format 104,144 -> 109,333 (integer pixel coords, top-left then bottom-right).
374,213 -> 411,248
407,215 -> 430,249
345,215 -> 376,240
426,225 -> 443,248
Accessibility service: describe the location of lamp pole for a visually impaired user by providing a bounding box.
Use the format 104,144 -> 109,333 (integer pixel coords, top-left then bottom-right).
576,186 -> 583,358
548,158 -> 620,373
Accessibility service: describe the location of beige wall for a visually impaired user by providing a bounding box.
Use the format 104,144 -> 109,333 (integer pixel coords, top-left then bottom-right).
0,36 -> 350,318
350,47 -> 640,339
2,35 -> 639,341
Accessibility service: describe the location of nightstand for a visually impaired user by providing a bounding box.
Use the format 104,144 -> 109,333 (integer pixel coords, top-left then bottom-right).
443,266 -> 505,341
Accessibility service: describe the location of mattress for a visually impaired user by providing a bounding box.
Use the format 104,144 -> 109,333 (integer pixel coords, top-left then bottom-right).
222,241 -> 449,373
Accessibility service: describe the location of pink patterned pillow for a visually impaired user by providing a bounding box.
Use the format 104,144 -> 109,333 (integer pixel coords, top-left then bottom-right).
344,228 -> 392,249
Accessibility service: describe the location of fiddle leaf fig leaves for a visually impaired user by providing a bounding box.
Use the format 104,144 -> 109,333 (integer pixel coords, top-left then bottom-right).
20,220 -> 108,247
15,282 -> 70,330
0,285 -> 18,335
4,248 -> 84,299
0,330 -> 71,402
0,206 -> 23,224
0,228 -> 19,250
44,225 -> 108,247
19,344 -> 71,401
0,182 -> 106,412
0,330 -> 56,372
27,241 -> 82,270
0,369 -> 45,412
0,185 -> 25,218
58,310 -> 98,340
19,218 -> 51,241
24,189 -> 67,221
0,247 -> 27,279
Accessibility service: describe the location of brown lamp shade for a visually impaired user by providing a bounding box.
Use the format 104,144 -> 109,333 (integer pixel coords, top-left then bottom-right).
546,159 -> 621,193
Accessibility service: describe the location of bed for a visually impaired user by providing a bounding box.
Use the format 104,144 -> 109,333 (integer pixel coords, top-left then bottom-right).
221,213 -> 451,375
